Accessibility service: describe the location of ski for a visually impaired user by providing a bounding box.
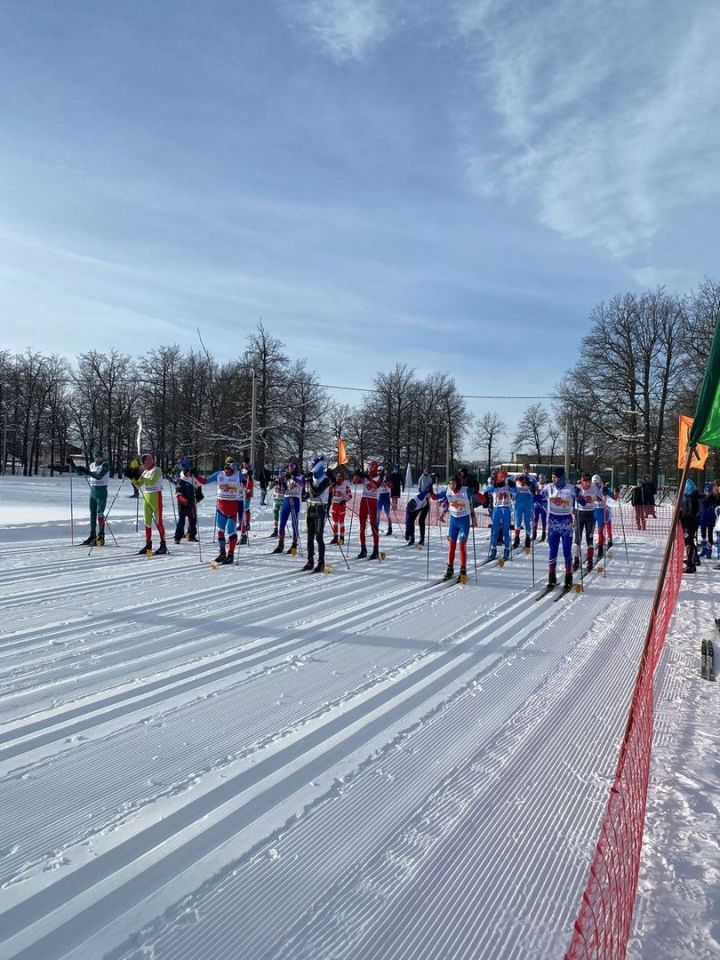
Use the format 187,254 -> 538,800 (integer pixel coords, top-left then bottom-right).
553,584 -> 574,602
535,583 -> 555,601
702,638 -> 716,681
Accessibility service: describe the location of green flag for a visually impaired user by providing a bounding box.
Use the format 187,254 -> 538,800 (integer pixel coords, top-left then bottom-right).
689,313 -> 720,448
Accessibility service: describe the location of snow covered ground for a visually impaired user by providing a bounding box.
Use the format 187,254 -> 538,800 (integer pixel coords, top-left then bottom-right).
0,475 -> 716,960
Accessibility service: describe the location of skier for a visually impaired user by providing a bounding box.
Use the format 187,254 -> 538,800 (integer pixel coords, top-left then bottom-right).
269,470 -> 283,538
485,468 -> 516,561
591,474 -> 616,558
437,474 -> 472,582
329,466 -> 353,544
405,467 -> 435,547
679,479 -> 700,573
542,465 -> 583,589
81,450 -> 109,546
699,482 -> 717,559
302,455 -> 332,572
573,472 -> 598,572
512,464 -> 535,549
532,473 -> 547,541
388,466 -> 402,515
352,460 -> 382,559
205,456 -> 245,564
132,453 -> 168,555
171,456 -> 203,543
272,457 -> 304,554
377,467 -> 393,535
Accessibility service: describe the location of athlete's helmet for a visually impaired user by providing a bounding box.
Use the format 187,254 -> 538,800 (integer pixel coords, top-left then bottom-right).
141,452 -> 154,467
178,456 -> 191,470
224,455 -> 237,470
310,455 -> 325,478
538,473 -> 546,483
367,460 -> 379,475
592,474 -> 602,484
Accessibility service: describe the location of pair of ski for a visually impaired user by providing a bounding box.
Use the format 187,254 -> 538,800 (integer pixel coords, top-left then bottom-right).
702,624 -> 718,681
535,581 -> 576,602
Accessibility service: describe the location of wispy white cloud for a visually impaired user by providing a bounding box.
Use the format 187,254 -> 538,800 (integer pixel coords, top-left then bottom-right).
453,0 -> 720,258
280,0 -> 394,62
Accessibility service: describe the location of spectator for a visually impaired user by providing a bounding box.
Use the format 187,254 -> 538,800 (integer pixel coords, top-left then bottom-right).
679,479 -> 700,573
640,473 -> 656,519
631,481 -> 646,530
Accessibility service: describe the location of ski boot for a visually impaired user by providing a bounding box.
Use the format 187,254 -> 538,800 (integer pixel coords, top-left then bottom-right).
503,547 -> 510,561
524,534 -> 531,549
386,526 -> 393,535
339,536 -> 345,546
214,548 -> 227,564
457,566 -> 468,584
540,530 -> 546,542
547,571 -> 557,587
607,537 -> 613,548
287,542 -> 298,554
221,552 -> 235,565
154,540 -> 168,555
302,559 -> 314,571
572,556 -> 580,572
513,534 -> 520,549
356,546 -> 368,559
272,540 -> 285,554
586,556 -> 593,572
270,528 -> 278,538
187,535 -> 198,543
138,541 -> 152,555
330,535 -> 339,545
406,537 -> 415,546
442,565 -> 454,581
532,529 -> 537,541
369,548 -> 380,560
417,539 -> 424,548
564,571 -> 573,589
81,534 -> 96,546
240,534 -> 248,545
174,538 -> 182,545
95,535 -> 105,547
597,544 -> 604,559
488,546 -> 497,561
313,561 -> 325,573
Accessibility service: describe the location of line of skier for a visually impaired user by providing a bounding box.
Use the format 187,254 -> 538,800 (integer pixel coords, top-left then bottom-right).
79,450 -> 618,591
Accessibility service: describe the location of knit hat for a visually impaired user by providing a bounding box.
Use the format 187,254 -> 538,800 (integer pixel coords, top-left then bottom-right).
551,466 -> 565,480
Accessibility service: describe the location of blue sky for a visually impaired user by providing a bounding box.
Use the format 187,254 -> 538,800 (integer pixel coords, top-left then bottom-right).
1,0 -> 719,456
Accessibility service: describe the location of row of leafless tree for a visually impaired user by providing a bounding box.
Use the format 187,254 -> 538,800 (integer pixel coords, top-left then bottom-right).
472,279 -> 719,480
2,280 -> 716,481
0,326 -> 468,478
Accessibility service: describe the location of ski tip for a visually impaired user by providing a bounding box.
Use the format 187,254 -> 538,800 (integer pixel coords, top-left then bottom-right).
524,547 -> 531,555
574,583 -> 583,593
596,565 -> 604,573
379,552 -> 386,561
324,566 -> 333,574
210,560 -> 218,569
458,575 -> 468,585
498,559 -> 505,568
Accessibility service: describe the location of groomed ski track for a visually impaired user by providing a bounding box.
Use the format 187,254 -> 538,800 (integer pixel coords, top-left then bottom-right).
0,481 -> 664,960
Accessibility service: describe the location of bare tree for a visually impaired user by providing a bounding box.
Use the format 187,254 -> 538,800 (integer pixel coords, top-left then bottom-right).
475,411 -> 507,474
513,403 -> 549,463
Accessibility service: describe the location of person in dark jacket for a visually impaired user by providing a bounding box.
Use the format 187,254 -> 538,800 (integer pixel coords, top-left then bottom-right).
679,479 -> 700,573
631,482 -> 646,530
640,474 -> 656,519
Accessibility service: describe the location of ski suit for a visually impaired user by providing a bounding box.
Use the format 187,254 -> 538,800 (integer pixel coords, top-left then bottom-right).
513,475 -> 535,543
305,474 -> 331,565
88,460 -> 109,539
330,479 -> 353,541
279,470 -> 304,546
377,476 -> 393,532
173,469 -> 203,541
437,487 -> 472,570
206,468 -> 245,557
354,473 -> 381,549
405,487 -> 431,546
543,482 -> 582,578
593,484 -> 616,550
574,482 -> 599,565
485,479 -> 516,559
532,483 -> 547,539
135,466 -> 166,543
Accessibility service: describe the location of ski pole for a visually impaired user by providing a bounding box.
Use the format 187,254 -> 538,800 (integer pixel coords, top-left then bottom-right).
470,511 -> 478,583
346,489 -> 357,553
168,480 -> 178,525
531,523 -> 535,586
135,493 -> 140,533
576,509 -> 585,590
195,504 -> 204,564
69,468 -> 74,545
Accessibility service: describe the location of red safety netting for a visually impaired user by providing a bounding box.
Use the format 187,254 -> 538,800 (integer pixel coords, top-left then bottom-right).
564,522 -> 685,960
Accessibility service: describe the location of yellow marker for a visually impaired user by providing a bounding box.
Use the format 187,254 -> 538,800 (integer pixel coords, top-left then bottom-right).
575,583 -> 583,592
324,565 -> 333,574
146,548 -> 153,557
498,558 -> 505,568
210,560 -> 218,569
